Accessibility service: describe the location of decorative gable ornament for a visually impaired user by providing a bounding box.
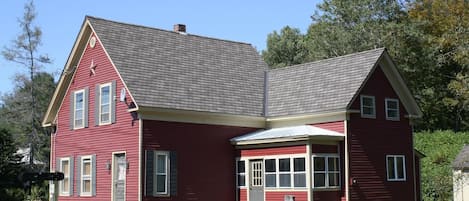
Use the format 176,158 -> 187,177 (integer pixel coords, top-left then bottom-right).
89,59 -> 97,75
89,36 -> 96,48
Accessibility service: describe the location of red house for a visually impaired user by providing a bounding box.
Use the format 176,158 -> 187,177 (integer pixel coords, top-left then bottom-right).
43,16 -> 423,201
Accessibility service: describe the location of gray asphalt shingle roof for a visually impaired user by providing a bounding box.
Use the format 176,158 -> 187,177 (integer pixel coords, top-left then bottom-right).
453,145 -> 469,169
267,48 -> 385,117
87,16 -> 268,116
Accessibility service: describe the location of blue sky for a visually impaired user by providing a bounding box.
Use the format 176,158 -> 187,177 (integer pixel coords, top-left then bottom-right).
0,0 -> 320,95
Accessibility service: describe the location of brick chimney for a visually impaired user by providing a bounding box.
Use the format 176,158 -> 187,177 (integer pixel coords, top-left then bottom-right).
173,24 -> 186,33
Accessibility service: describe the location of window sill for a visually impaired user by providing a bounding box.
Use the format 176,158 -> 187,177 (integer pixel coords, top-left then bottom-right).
386,117 -> 400,121
313,187 -> 341,191
360,114 -> 376,119
387,179 -> 406,182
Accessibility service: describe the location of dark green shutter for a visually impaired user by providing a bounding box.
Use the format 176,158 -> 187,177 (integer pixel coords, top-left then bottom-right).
70,93 -> 74,130
95,85 -> 100,126
91,155 -> 96,196
170,151 -> 177,196
111,80 -> 116,123
76,156 -> 81,196
145,150 -> 154,196
84,87 -> 89,128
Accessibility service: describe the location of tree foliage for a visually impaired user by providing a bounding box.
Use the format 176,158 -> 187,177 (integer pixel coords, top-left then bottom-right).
0,127 -> 27,201
414,130 -> 469,201
262,0 -> 469,131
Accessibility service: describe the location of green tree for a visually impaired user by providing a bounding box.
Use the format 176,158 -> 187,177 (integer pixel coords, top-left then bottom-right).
262,26 -> 308,68
1,0 -> 51,167
0,127 -> 27,201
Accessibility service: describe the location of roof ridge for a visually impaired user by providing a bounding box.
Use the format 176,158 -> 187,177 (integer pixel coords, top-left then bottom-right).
270,47 -> 385,72
85,15 -> 253,47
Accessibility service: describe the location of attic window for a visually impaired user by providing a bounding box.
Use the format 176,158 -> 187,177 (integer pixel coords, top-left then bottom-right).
385,98 -> 400,121
89,36 -> 96,48
360,95 -> 376,119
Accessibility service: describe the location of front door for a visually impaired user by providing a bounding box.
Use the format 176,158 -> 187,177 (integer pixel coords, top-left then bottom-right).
249,160 -> 264,201
113,153 -> 126,201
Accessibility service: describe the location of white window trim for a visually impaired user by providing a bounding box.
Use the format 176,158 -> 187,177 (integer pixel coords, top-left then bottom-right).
99,83 -> 112,125
312,154 -> 340,189
59,157 -> 71,196
360,95 -> 376,118
80,155 -> 93,196
385,98 -> 400,121
262,155 -> 308,189
154,151 -> 170,196
386,155 -> 406,181
236,160 -> 246,188
73,89 -> 85,129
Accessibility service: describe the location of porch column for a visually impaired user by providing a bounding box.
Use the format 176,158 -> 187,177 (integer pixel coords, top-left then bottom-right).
306,140 -> 313,201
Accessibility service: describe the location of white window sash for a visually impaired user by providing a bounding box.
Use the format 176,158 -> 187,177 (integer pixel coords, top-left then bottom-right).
59,158 -> 71,196
312,155 -> 340,189
154,151 -> 169,195
74,90 -> 85,128
387,155 -> 406,181
80,156 -> 93,196
385,98 -> 400,120
360,95 -> 376,118
99,83 -> 112,125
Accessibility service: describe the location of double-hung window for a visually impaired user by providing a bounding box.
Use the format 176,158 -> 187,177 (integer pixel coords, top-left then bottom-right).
58,157 -> 73,196
99,83 -> 111,124
360,95 -> 376,118
74,90 -> 85,128
155,152 -> 169,195
237,160 -> 246,187
313,155 -> 340,188
80,156 -> 92,196
387,155 -> 406,181
70,88 -> 89,129
293,158 -> 306,187
385,98 -> 400,120
265,159 -> 276,187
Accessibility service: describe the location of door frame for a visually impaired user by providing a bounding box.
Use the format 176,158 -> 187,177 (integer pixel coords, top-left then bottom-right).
111,151 -> 127,201
249,159 -> 264,201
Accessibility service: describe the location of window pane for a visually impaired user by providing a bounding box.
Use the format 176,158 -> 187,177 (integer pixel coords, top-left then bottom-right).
328,157 -> 339,171
387,157 -> 395,179
237,161 -> 245,173
265,159 -> 276,172
279,174 -> 291,187
388,110 -> 398,118
363,107 -> 374,115
62,161 -> 69,175
328,173 -> 340,187
63,178 -> 69,192
156,175 -> 166,193
157,155 -> 166,174
294,158 -> 305,172
279,158 -> 290,171
294,173 -> 306,187
314,173 -> 325,187
363,97 -> 373,106
83,180 -> 91,192
76,110 -> 83,119
396,157 -> 405,179
314,157 -> 325,171
83,161 -> 91,175
101,114 -> 110,122
238,174 -> 245,186
101,105 -> 110,113
75,93 -> 83,109
265,174 -> 276,187
387,100 -> 397,109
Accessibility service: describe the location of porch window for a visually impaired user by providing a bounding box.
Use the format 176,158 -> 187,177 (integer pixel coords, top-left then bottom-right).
77,155 -> 96,196
360,95 -> 376,118
293,158 -> 306,187
386,155 -> 406,181
237,160 -> 246,187
313,155 -> 340,188
385,98 -> 400,120
279,158 -> 291,187
58,157 -> 73,196
265,159 -> 276,187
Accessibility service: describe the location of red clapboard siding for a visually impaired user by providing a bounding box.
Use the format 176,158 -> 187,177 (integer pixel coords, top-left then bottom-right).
142,120 -> 257,201
312,121 -> 345,134
241,145 -> 307,157
52,32 -> 140,200
265,191 -> 308,201
347,66 -> 415,201
311,144 -> 338,153
239,188 -> 247,201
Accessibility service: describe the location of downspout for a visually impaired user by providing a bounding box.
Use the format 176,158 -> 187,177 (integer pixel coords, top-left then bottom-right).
138,119 -> 143,201
306,140 -> 313,201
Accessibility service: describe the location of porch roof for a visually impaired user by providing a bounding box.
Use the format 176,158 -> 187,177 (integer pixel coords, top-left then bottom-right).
231,125 -> 344,145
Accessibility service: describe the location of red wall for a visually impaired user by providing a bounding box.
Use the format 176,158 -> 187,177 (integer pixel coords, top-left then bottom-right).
266,191 -> 308,201
142,120 -> 257,201
312,121 -> 345,134
240,145 -> 306,157
348,66 -> 415,201
52,33 -> 139,200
